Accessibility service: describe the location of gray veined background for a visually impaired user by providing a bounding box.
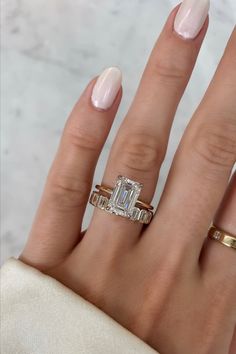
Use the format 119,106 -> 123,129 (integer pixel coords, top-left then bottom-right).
1,0 -> 236,264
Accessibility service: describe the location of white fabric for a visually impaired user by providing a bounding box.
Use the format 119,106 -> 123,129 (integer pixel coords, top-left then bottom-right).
1,258 -> 158,354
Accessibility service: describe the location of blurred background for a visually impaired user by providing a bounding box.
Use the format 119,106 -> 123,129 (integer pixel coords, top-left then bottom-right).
1,0 -> 236,264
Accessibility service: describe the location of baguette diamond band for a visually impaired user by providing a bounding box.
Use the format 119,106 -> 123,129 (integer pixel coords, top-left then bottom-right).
89,176 -> 154,224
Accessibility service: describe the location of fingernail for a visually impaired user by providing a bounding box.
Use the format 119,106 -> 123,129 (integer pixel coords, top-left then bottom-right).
174,0 -> 210,39
91,67 -> 122,110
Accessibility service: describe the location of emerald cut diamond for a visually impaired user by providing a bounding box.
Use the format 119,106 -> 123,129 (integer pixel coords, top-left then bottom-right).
97,195 -> 109,209
131,207 -> 141,221
107,176 -> 143,218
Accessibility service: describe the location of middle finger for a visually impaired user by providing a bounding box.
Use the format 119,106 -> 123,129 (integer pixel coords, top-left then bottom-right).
148,28 -> 236,256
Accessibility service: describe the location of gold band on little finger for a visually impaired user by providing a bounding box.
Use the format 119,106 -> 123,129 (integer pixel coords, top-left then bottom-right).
208,225 -> 236,250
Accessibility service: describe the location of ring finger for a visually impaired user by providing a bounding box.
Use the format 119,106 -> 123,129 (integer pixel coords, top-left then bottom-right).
87,2 -> 209,243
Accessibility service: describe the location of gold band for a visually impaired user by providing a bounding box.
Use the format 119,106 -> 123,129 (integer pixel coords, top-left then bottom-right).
208,225 -> 236,250
95,184 -> 154,210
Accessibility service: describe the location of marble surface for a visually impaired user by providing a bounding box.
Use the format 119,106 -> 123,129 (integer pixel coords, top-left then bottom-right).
1,0 -> 236,264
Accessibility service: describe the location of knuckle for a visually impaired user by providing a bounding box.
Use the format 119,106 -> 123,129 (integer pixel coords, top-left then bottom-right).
65,125 -> 101,153
117,132 -> 164,174
192,119 -> 236,171
151,54 -> 188,85
46,174 -> 90,210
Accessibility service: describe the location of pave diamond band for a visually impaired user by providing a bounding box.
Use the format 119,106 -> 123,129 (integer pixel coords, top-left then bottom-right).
208,225 -> 236,250
89,176 -> 154,224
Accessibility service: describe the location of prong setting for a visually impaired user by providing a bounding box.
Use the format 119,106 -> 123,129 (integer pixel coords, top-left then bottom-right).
107,176 -> 143,218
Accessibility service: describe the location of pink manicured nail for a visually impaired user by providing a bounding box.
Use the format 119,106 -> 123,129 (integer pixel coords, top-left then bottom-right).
174,0 -> 210,39
91,67 -> 122,110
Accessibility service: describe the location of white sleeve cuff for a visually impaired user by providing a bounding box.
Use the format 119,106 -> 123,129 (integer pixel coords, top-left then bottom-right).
1,258 -> 158,354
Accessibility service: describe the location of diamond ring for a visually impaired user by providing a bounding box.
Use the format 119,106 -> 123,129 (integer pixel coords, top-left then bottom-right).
89,176 -> 154,224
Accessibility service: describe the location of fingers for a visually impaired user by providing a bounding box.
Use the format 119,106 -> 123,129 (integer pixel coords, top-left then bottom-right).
20,68 -> 122,269
149,28 -> 236,251
87,3 -> 209,243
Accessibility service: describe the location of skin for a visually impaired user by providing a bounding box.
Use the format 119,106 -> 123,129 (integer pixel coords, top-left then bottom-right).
19,7 -> 236,354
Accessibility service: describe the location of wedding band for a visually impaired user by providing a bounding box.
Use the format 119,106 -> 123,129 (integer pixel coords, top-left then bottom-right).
208,225 -> 236,250
89,176 -> 154,224
95,185 -> 154,210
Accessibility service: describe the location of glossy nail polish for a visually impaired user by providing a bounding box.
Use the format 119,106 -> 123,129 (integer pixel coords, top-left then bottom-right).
174,0 -> 210,39
91,67 -> 122,110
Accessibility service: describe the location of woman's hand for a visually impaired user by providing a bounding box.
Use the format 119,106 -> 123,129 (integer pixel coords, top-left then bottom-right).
19,3 -> 236,354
